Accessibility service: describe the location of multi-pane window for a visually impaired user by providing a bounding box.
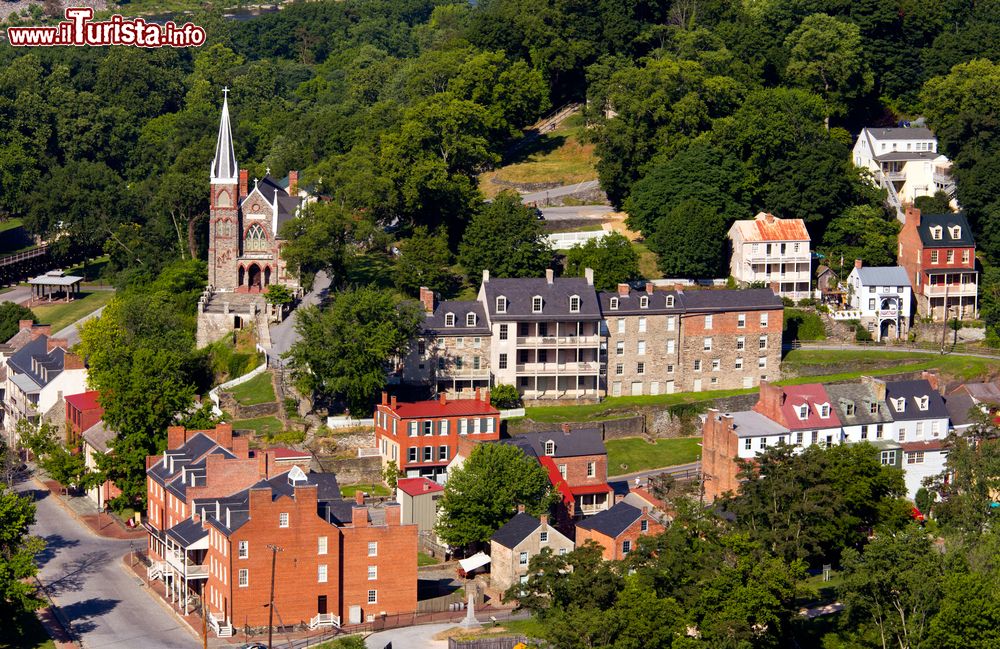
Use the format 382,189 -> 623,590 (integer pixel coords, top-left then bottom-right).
641,520 -> 648,532
368,566 -> 377,580
499,324 -> 508,340
880,451 -> 895,465
760,313 -> 769,327
759,336 -> 768,350
694,360 -> 702,371
639,296 -> 649,308
244,224 -> 267,251
666,364 -> 674,373
703,338 -> 712,351
279,513 -> 289,528
423,447 -> 433,462
466,313 -> 476,327
617,318 -> 625,334
424,421 -> 433,436
705,315 -> 713,329
638,317 -> 647,333
736,336 -> 745,350
795,431 -> 803,445
439,420 -> 449,435
622,540 -> 631,555
711,359 -> 720,371
930,250 -> 939,264
532,297 -> 543,313
496,297 -> 507,313
570,296 -> 581,313
947,250 -> 955,264
499,353 -> 508,370
615,363 -> 623,376
238,569 -> 248,587
616,341 -> 624,355
609,297 -> 619,310
667,316 -> 675,331
637,362 -> 645,375
318,536 -> 328,555
445,313 -> 455,327
587,462 -> 595,477
737,314 -> 746,328
439,445 -> 449,461
735,358 -> 743,370
667,340 -> 675,354
318,565 -> 328,583
408,448 -> 417,463
519,552 -> 529,566
368,542 -> 378,557
906,451 -> 924,464
238,541 -> 248,558
758,357 -> 767,369
637,341 -> 646,355
368,590 -> 377,604
540,531 -> 548,543
744,438 -> 752,450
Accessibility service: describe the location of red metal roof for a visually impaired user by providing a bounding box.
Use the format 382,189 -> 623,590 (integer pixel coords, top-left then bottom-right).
268,446 -> 311,460
901,439 -> 946,452
780,384 -> 841,430
65,390 -> 102,413
383,397 -> 499,420
538,456 -> 574,507
734,212 -> 810,242
568,482 -> 612,496
396,477 -> 444,497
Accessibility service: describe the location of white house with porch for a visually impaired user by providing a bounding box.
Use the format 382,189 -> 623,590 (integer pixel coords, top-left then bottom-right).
845,262 -> 912,341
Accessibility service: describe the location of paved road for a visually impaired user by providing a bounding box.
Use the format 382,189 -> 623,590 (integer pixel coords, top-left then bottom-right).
611,460 -> 702,486
365,622 -> 454,649
269,270 -> 332,359
787,342 -> 1000,361
540,205 -> 615,220
17,478 -> 198,649
521,180 -> 600,204
0,284 -> 32,304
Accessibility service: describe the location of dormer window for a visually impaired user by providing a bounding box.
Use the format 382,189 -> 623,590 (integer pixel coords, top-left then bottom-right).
916,395 -> 929,411
797,405 -> 809,420
869,401 -> 878,414
609,297 -> 619,310
569,295 -> 581,313
444,313 -> 455,327
893,397 -> 906,412
544,440 -> 555,456
930,226 -> 943,240
820,404 -> 830,418
666,295 -> 674,307
841,400 -> 855,416
532,296 -> 543,313
950,225 -> 961,239
496,296 -> 507,313
639,296 -> 649,308
466,313 -> 477,327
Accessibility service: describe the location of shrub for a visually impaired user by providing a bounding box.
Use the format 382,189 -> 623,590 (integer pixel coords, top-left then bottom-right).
816,304 -> 830,313
783,309 -> 826,341
781,296 -> 796,307
855,326 -> 873,342
797,297 -> 817,307
490,384 -> 522,409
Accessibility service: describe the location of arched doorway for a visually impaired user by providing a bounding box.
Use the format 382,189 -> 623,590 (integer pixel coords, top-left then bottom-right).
247,264 -> 262,292
264,266 -> 272,286
880,320 -> 897,341
238,265 -> 245,287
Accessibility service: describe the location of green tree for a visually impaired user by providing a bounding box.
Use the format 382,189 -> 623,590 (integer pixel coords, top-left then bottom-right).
279,202 -> 358,290
0,302 -> 35,343
264,284 -> 294,308
839,526 -> 944,649
564,232 -> 639,291
382,459 -> 399,491
0,484 -> 45,622
913,191 -> 953,215
509,542 -> 623,614
40,444 -> 93,495
980,264 -> 1000,346
784,14 -> 872,128
285,287 -> 422,415
489,384 -> 521,410
458,192 -> 552,279
393,226 -> 455,296
647,198 -> 728,279
436,442 -> 557,547
821,205 -> 901,273
15,419 -> 56,461
926,565 -> 1000,649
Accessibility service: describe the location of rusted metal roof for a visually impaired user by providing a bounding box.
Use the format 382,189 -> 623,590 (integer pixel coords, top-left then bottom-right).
732,212 -> 811,242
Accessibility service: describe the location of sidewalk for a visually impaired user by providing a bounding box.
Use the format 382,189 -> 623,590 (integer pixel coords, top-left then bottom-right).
35,474 -> 145,540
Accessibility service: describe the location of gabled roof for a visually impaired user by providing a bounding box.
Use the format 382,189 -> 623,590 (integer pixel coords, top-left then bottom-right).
576,501 -> 643,538
422,300 -> 490,335
81,420 -> 115,454
944,392 -> 977,428
954,381 -> 1000,406
166,517 -> 208,547
491,512 -> 541,549
679,288 -> 783,312
884,380 -> 948,421
7,336 -> 67,389
824,384 -> 893,426
385,397 -> 498,420
483,276 -> 601,321
514,428 -> 605,458
917,212 -> 975,248
864,126 -> 934,141
596,288 -> 682,315
727,410 -> 790,438
774,384 -> 842,430
854,266 -> 910,287
396,477 -> 444,497
729,212 -> 810,243
66,390 -> 101,413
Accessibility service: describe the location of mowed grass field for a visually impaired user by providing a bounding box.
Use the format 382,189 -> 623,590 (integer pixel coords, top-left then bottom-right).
605,437 -> 702,475
32,290 -> 114,332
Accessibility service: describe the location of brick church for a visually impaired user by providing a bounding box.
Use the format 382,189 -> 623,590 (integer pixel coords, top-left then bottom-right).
208,89 -> 302,294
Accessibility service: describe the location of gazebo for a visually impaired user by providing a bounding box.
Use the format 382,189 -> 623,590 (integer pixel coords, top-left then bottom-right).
27,270 -> 83,303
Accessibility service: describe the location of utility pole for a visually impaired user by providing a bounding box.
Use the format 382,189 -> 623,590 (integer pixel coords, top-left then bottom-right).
202,598 -> 208,649
266,544 -> 283,649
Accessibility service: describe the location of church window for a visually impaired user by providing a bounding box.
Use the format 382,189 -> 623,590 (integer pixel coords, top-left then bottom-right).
245,224 -> 267,251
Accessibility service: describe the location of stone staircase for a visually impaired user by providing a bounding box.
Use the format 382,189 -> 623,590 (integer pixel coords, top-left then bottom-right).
201,290 -> 266,315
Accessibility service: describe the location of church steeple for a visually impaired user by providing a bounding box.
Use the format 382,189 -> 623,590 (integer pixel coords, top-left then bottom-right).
210,88 -> 238,184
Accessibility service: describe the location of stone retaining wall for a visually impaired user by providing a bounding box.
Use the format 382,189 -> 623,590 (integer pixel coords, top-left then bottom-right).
315,456 -> 382,485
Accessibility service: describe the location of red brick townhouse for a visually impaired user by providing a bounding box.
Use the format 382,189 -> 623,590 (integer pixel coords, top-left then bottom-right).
374,390 -> 500,480
575,501 -> 664,561
146,423 -> 417,636
65,390 -> 102,447
897,206 -> 978,321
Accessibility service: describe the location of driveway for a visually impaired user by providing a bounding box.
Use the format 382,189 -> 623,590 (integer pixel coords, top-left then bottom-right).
17,479 -> 198,649
521,180 -> 600,204
540,205 -> 614,220
365,622 -> 454,649
269,270 -> 331,359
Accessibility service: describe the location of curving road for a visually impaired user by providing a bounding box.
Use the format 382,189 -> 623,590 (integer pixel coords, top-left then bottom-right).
17,478 -> 197,649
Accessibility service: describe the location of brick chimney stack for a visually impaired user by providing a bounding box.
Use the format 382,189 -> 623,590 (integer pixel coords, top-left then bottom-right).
287,170 -> 298,196
46,338 -> 68,353
239,169 -> 248,198
617,283 -> 630,297
391,395 -> 397,409
855,259 -> 863,270
440,392 -> 447,405
18,319 -> 33,331
355,490 -> 365,505
545,268 -> 554,284
419,287 -> 435,313
645,282 -> 654,295
921,370 -> 940,392
561,423 -> 570,434
29,325 -> 51,340
381,392 -> 388,406
753,381 -> 785,422
906,206 -> 921,226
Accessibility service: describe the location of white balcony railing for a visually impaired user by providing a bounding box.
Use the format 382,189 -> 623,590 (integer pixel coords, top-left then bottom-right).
165,551 -> 208,579
515,335 -> 601,346
437,367 -> 490,378
515,361 -> 600,374
924,284 -> 978,297
309,613 -> 341,629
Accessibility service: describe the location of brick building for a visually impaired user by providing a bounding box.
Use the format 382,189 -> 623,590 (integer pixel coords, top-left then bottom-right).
145,423 -> 417,635
374,391 -> 500,479
65,390 -> 102,447
575,501 -> 664,561
897,207 -> 978,320
490,508 -> 573,592
402,272 -> 784,400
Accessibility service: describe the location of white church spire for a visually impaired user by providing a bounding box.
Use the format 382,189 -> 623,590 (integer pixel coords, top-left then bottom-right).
210,87 -> 238,184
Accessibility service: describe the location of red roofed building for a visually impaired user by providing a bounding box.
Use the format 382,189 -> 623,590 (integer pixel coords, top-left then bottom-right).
728,212 -> 812,299
374,391 -> 500,479
65,390 -> 102,447
753,381 -> 842,446
395,477 -> 444,533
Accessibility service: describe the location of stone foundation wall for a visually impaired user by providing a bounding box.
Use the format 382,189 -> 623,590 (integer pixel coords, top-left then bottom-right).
316,456 -> 382,485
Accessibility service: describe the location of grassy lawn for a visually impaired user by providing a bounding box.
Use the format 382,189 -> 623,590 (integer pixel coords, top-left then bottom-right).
496,616 -> 547,638
631,239 -> 662,280
480,113 -> 597,196
0,609 -> 56,649
340,483 -> 391,498
418,551 -> 440,566
0,218 -> 36,255
228,372 -> 275,406
606,437 -> 702,475
32,290 -> 114,332
346,251 -> 395,289
232,416 -> 285,437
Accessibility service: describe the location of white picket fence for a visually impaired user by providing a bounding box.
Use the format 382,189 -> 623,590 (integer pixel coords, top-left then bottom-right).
326,415 -> 375,430
546,230 -> 609,250
208,356 -> 269,417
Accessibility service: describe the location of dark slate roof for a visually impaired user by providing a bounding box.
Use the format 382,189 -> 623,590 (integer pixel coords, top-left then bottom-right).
165,517 -> 208,547
944,392 -> 977,428
496,436 -> 539,459
873,151 -> 940,162
576,501 -> 642,538
422,301 -> 490,335
491,512 -> 541,549
147,433 -> 225,486
483,277 -> 601,321
884,380 -> 949,421
597,288 -> 682,315
678,288 -> 783,312
202,471 -> 344,535
244,175 -> 301,235
867,126 -> 935,141
7,336 -> 65,388
514,428 -> 605,458
855,266 -> 910,287
824,384 -> 893,426
917,212 -> 975,248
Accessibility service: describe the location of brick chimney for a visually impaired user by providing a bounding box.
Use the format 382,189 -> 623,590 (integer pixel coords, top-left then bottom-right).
352,504 -> 368,527
855,259 -> 863,270
239,169 -> 249,198
287,170 -> 298,196
384,502 -> 401,526
18,319 -> 33,331
29,325 -> 51,340
257,449 -> 273,478
390,395 -> 397,409
517,504 -> 525,513
545,268 -> 554,284
584,268 -> 594,285
539,513 -> 548,527
63,352 -> 85,370
753,381 -> 785,423
419,286 -> 435,313
355,490 -> 365,505
617,283 -> 630,297
46,338 -> 68,353
921,370 -> 940,392
614,492 -> 625,504
905,206 -> 921,226
645,282 -> 654,295
215,422 -> 234,450
232,436 -> 249,459
167,425 -> 187,450
381,391 -> 388,406
440,392 -> 447,405
561,423 -> 570,434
